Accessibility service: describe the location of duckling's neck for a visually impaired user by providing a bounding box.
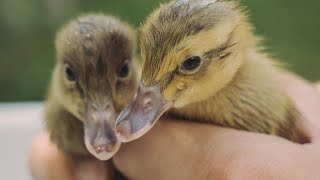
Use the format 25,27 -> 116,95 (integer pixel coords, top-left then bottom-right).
171,48 -> 302,142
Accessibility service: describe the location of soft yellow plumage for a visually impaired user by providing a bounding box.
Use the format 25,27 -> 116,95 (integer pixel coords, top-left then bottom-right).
115,0 -> 306,143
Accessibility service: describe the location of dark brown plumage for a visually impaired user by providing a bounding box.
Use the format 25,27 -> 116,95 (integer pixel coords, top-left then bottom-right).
45,14 -> 139,161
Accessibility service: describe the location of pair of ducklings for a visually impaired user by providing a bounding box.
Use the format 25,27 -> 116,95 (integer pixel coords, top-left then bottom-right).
46,0 -> 307,164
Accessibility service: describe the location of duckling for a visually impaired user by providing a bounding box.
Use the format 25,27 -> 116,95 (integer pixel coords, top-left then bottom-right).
45,14 -> 139,161
115,0 -> 306,143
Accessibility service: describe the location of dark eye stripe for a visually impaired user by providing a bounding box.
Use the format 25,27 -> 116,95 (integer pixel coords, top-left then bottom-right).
76,81 -> 84,98
160,71 -> 176,91
204,41 -> 237,60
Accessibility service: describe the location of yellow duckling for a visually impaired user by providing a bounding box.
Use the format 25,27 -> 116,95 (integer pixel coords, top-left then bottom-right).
116,0 -> 306,143
45,14 -> 139,161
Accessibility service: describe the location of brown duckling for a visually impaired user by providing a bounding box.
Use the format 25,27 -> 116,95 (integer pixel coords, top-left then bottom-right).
45,14 -> 139,161
115,0 -> 307,143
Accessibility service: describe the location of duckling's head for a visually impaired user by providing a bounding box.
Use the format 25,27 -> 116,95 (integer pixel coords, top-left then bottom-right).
116,0 -> 256,142
52,14 -> 138,160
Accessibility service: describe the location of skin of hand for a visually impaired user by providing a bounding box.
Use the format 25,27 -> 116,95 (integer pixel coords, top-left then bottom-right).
28,74 -> 320,180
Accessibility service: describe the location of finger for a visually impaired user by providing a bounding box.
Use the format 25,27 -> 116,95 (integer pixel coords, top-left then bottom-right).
112,119 -> 289,179
28,132 -> 75,180
28,132 -> 115,180
113,119 -> 320,180
113,119 -> 224,180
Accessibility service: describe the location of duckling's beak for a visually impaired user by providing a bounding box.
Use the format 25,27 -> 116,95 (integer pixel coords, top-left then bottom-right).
115,82 -> 173,142
83,102 -> 121,161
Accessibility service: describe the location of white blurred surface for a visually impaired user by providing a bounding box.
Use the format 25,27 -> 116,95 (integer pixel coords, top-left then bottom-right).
0,103 -> 43,179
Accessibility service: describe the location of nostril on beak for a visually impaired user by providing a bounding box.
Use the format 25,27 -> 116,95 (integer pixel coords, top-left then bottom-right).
94,143 -> 115,153
115,121 -> 132,142
143,97 -> 153,111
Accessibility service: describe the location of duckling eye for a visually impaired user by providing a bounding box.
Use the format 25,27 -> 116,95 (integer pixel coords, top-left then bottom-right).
117,61 -> 129,78
65,67 -> 76,81
180,56 -> 202,73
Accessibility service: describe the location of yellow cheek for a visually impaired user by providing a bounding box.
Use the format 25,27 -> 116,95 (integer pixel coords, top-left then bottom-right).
53,77 -> 85,121
162,76 -> 191,101
162,77 -> 200,108
59,85 -> 85,120
173,57 -> 243,108
162,81 -> 179,101
173,78 -> 210,108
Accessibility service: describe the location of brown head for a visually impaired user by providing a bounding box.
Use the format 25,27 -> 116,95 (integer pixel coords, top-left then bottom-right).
52,14 -> 138,160
116,0 -> 257,141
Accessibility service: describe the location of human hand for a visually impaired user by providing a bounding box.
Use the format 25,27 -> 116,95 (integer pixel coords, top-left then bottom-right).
29,74 -> 320,179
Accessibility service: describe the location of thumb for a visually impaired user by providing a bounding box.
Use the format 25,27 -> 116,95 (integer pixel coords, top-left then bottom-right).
28,132 -> 115,180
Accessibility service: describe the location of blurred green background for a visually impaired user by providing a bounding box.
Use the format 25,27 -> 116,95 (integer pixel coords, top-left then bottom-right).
0,0 -> 319,102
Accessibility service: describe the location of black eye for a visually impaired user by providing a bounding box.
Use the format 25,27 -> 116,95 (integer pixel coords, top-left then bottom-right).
65,67 -> 76,81
180,56 -> 202,72
117,61 -> 129,78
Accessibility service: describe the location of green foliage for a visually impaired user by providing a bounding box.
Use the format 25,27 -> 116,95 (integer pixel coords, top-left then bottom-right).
0,0 -> 319,101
